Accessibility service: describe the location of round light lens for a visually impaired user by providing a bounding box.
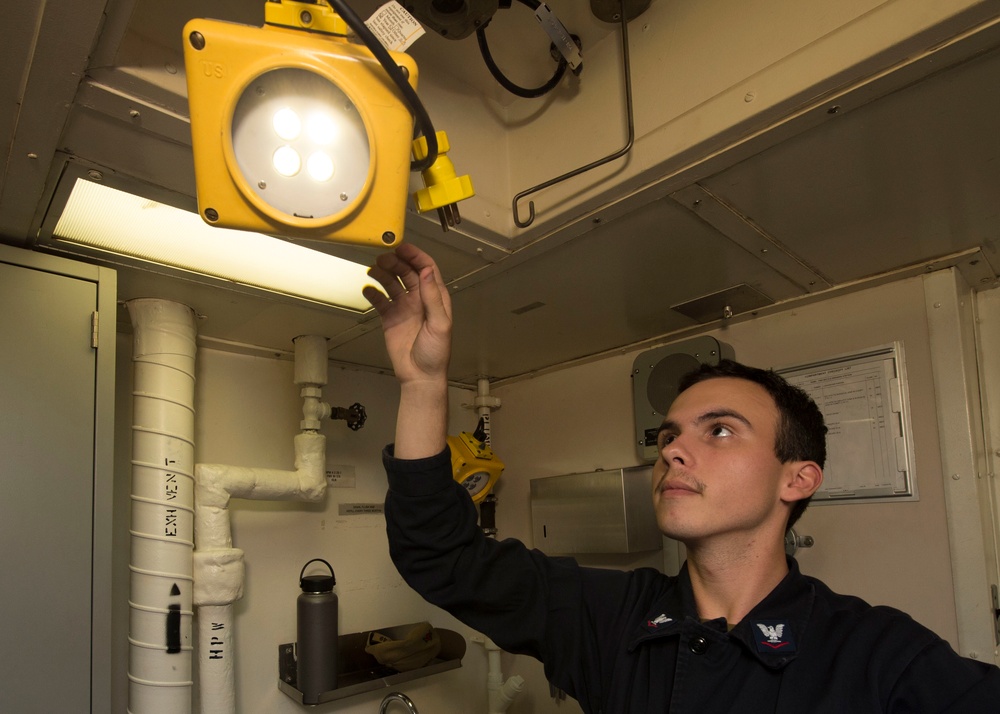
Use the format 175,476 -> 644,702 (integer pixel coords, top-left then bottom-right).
272,146 -> 301,177
231,68 -> 371,219
272,108 -> 301,141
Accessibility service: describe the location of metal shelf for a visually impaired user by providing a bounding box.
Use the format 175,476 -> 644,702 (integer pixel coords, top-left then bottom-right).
278,622 -> 466,705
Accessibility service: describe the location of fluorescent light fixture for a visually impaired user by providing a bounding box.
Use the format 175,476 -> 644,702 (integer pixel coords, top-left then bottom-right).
52,178 -> 373,311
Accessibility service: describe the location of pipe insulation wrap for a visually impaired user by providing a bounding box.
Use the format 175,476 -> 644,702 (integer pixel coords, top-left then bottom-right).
196,433 -> 327,508
294,335 -> 328,386
197,604 -> 236,714
127,299 -> 198,713
193,549 -> 246,605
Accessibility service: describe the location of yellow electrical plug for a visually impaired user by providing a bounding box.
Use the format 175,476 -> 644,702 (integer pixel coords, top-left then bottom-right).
412,131 -> 474,232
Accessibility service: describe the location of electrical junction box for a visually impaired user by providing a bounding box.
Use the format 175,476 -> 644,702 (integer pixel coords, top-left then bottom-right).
530,466 -> 662,554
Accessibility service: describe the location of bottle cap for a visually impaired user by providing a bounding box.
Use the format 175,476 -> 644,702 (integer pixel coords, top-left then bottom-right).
299,558 -> 336,592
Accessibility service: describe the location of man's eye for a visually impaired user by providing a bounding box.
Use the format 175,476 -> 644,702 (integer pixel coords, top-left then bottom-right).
710,424 -> 733,438
659,434 -> 676,448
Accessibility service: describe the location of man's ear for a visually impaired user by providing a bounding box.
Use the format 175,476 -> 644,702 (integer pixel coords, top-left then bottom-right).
781,461 -> 823,504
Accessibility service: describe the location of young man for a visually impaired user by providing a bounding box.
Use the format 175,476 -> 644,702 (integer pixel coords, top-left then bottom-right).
364,244 -> 1000,712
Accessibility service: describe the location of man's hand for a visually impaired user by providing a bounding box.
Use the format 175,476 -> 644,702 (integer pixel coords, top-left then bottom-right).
363,243 -> 453,385
363,244 -> 452,458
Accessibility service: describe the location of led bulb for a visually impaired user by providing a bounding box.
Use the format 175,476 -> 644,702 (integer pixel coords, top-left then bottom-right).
273,146 -> 301,177
272,108 -> 301,141
306,113 -> 337,145
307,152 -> 335,182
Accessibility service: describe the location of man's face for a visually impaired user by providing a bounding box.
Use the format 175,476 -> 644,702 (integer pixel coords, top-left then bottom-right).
651,377 -> 797,546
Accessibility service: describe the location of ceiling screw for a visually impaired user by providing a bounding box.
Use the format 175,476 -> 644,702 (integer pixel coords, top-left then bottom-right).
88,170 -> 103,180
258,181 -> 267,190
129,109 -> 141,119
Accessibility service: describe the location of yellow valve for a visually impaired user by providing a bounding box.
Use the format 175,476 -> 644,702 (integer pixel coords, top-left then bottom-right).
412,131 -> 475,232
448,431 -> 504,504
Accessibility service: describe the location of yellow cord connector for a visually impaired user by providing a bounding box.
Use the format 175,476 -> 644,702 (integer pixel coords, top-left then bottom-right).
412,131 -> 474,232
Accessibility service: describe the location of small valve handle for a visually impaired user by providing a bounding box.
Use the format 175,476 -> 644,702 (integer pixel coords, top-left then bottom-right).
331,402 -> 367,431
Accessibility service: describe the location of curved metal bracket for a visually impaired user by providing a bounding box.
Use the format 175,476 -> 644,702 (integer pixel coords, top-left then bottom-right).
512,0 -> 635,229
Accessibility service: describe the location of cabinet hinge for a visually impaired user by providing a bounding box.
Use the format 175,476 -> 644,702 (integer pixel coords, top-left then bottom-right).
91,311 -> 99,349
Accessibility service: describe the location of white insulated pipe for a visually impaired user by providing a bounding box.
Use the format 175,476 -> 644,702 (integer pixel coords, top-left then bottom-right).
127,299 -> 198,714
476,377 -> 496,446
471,379 -> 525,714
486,640 -> 526,714
193,334 -> 329,714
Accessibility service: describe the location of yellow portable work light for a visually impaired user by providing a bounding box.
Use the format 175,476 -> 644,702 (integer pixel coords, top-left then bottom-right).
182,0 -> 422,248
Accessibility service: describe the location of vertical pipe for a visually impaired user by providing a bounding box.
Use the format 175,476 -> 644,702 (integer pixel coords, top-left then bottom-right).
193,335 -> 329,713
477,378 -> 493,446
127,299 -> 197,713
473,378 -> 525,713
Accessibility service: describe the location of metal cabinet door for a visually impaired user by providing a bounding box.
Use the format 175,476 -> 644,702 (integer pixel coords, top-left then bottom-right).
0,258 -> 101,712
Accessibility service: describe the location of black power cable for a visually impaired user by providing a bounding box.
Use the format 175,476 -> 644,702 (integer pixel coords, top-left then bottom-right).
476,0 -> 570,98
326,0 -> 439,172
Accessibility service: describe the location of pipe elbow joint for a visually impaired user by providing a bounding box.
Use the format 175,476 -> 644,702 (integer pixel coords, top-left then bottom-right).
294,432 -> 327,501
195,464 -> 234,509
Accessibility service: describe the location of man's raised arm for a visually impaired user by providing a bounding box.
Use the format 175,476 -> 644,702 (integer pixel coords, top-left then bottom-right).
363,244 -> 453,460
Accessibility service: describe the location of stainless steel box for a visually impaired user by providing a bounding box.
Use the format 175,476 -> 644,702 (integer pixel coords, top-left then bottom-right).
530,466 -> 662,554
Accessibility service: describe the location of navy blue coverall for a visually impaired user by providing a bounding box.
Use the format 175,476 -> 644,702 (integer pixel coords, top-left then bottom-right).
384,447 -> 1000,713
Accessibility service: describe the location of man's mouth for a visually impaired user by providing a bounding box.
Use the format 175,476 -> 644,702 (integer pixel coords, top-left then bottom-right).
659,477 -> 701,496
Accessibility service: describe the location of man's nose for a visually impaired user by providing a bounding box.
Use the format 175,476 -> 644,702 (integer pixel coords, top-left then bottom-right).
662,435 -> 690,466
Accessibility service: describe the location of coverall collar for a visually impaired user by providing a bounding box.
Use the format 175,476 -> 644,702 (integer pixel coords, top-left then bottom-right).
630,557 -> 815,670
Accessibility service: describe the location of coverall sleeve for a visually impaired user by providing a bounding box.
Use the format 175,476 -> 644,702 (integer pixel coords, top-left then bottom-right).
381,445 -> 616,708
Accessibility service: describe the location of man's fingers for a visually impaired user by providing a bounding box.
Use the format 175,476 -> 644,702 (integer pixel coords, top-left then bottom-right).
367,263 -> 406,299
364,245 -> 451,324
362,284 -> 391,315
417,266 -> 452,330
373,248 -> 421,293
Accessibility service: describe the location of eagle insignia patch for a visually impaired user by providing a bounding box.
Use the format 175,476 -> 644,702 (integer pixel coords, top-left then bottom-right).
751,620 -> 796,654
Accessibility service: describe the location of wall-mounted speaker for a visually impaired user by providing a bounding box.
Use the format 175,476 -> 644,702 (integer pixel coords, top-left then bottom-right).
631,336 -> 735,462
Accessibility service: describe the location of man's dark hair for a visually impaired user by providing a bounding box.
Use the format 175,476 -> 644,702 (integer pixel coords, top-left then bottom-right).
677,359 -> 827,531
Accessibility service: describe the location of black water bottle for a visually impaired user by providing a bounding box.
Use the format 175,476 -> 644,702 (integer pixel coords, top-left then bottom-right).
297,558 -> 338,703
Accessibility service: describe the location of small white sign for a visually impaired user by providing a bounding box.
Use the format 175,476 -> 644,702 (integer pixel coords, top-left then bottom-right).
365,2 -> 425,52
339,503 -> 385,516
326,464 -> 357,488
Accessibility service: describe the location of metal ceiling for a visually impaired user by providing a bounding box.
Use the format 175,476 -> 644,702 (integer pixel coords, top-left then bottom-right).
2,0 -> 999,386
